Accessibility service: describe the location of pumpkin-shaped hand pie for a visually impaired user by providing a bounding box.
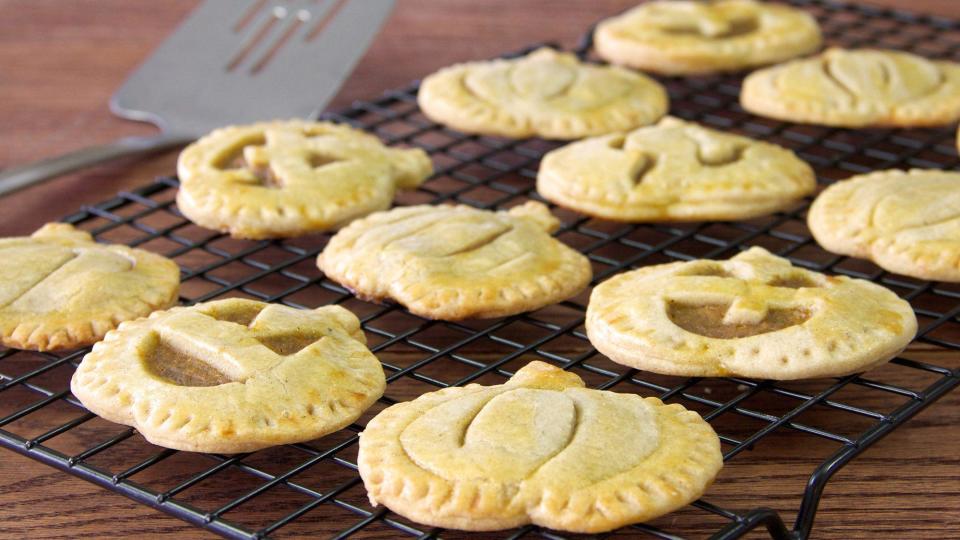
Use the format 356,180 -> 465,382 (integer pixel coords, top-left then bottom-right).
358,361 -> 722,533
176,120 -> 433,239
595,0 -> 821,75
587,247 -> 917,379
741,48 -> 960,127
317,201 -> 592,320
417,47 -> 668,140
0,223 -> 179,351
71,298 -> 385,453
537,116 -> 815,222
809,169 -> 960,282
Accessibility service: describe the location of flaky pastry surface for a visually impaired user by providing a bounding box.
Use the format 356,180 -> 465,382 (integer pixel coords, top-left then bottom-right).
586,247 -> 916,379
537,117 -> 815,222
809,169 -> 960,282
0,223 -> 180,351
358,361 -> 722,533
71,298 -> 385,453
177,120 -> 432,239
741,48 -> 960,127
317,201 -> 592,320
417,48 -> 668,140
595,0 -> 822,75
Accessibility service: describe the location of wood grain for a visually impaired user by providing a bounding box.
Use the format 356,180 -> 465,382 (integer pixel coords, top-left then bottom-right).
1,1 -> 959,539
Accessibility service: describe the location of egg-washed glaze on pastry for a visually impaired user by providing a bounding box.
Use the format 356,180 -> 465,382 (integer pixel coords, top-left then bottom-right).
741,48 -> 960,127
71,298 -> 385,453
595,0 -> 822,75
537,116 -> 815,222
358,361 -> 722,533
587,247 -> 916,379
0,223 -> 180,351
417,48 -> 668,140
317,201 -> 592,320
177,120 -> 433,239
809,169 -> 960,282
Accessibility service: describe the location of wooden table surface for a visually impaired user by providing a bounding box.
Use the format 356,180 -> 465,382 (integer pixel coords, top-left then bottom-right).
1,1 -> 959,539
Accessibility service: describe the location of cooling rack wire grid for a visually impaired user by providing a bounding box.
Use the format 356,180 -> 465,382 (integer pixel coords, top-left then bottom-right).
2,1 -> 960,538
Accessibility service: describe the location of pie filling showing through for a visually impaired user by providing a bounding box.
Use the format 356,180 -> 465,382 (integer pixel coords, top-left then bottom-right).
658,15 -> 759,38
667,301 -> 811,339
144,337 -> 233,387
668,266 -> 821,338
216,139 -> 343,189
142,304 -> 327,387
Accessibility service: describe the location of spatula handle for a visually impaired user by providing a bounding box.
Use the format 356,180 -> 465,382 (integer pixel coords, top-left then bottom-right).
0,134 -> 194,197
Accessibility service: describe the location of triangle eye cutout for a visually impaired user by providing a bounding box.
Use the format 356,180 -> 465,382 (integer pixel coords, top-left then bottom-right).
145,338 -> 234,387
215,145 -> 283,187
768,274 -> 820,289
215,137 -> 267,171
308,152 -> 340,169
256,334 -> 325,356
680,264 -> 733,278
205,303 -> 264,326
205,305 -> 325,355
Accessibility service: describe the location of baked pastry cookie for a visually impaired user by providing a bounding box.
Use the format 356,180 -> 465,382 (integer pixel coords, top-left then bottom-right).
317,202 -> 592,320
177,120 -> 433,239
0,223 -> 179,352
537,116 -> 815,222
417,47 -> 668,140
71,298 -> 385,453
358,361 -> 722,533
809,169 -> 960,282
595,0 -> 822,75
586,247 -> 916,379
741,48 -> 960,127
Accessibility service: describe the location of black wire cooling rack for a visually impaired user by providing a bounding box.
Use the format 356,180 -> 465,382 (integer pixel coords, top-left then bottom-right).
3,0 -> 960,538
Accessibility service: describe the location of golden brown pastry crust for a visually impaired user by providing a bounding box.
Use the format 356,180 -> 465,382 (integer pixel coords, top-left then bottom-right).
358,361 -> 722,533
537,117 -> 815,222
808,169 -> 960,282
586,247 -> 917,379
177,120 -> 432,239
741,48 -> 960,127
417,48 -> 668,140
0,223 -> 180,351
317,201 -> 592,320
71,298 -> 385,453
595,0 -> 822,75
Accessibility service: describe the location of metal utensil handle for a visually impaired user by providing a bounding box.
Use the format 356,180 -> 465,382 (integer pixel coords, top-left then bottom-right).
0,133 -> 193,197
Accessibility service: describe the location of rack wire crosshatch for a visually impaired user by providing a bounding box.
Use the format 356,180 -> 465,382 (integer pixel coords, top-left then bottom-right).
2,0 -> 960,538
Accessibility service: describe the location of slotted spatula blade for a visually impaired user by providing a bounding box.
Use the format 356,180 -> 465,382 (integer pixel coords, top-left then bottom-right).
113,0 -> 395,136
0,0 -> 395,196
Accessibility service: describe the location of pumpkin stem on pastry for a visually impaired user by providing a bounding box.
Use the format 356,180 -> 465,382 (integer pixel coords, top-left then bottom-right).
506,360 -> 586,390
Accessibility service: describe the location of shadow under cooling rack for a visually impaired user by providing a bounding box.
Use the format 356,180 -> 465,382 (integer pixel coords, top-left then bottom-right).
3,0 -> 960,538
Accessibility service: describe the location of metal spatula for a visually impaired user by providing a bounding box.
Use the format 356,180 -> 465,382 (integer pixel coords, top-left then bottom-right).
0,0 -> 395,196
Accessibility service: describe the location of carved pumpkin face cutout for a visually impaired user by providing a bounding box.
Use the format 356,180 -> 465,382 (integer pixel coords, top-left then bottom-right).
594,0 -> 822,75
358,361 -> 722,533
417,48 -> 668,140
742,48 -> 960,127
586,247 -> 917,379
537,116 -> 815,222
71,298 -> 385,453
176,120 -> 432,239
